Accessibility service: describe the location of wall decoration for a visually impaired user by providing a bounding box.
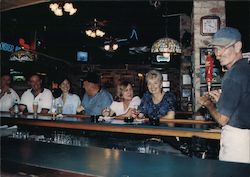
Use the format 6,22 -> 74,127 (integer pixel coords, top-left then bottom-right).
200,15 -> 220,35
182,88 -> 192,98
200,67 -> 222,84
200,48 -> 215,65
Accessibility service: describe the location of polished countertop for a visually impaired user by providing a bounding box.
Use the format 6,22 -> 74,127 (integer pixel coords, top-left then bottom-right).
1,138 -> 249,177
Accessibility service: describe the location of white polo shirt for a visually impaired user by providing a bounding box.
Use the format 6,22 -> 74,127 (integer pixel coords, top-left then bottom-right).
0,88 -> 20,112
20,88 -> 53,113
55,94 -> 81,114
110,96 -> 141,116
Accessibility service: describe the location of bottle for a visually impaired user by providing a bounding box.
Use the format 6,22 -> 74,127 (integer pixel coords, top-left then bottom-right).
13,99 -> 19,115
51,99 -> 57,117
187,97 -> 193,112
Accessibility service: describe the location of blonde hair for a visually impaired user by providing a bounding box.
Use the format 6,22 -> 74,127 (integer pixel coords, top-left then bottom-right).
116,81 -> 133,101
145,70 -> 163,83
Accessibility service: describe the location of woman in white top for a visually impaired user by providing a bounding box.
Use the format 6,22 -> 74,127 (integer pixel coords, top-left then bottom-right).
54,77 -> 82,114
103,81 -> 141,117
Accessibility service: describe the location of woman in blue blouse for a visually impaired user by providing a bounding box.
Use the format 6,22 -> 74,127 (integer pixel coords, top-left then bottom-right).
136,70 -> 176,119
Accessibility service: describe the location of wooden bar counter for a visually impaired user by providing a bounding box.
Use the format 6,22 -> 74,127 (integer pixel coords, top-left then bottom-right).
1,112 -> 221,140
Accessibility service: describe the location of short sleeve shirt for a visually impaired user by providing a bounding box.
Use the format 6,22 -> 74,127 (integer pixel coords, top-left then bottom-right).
217,59 -> 250,129
20,88 -> 53,113
139,91 -> 176,119
0,88 -> 20,112
55,94 -> 81,114
110,96 -> 141,116
82,89 -> 113,115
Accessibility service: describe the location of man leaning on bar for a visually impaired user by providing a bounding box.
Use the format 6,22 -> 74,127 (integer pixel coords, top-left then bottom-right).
19,73 -> 53,114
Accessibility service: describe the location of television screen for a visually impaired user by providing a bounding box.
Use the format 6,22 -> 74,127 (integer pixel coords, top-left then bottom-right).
77,51 -> 88,62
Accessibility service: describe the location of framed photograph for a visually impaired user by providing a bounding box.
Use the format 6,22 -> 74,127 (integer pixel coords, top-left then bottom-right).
200,67 -> 222,84
182,88 -> 191,98
200,48 -> 215,65
182,74 -> 191,85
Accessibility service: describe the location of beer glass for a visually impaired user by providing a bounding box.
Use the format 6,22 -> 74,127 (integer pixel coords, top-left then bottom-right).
57,103 -> 63,115
33,101 -> 38,117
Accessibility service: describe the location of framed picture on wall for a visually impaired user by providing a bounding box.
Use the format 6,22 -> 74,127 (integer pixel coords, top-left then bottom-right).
200,48 -> 215,65
200,67 -> 222,84
182,88 -> 192,98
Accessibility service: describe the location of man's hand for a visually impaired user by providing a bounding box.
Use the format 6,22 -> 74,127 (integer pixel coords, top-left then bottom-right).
209,89 -> 221,103
199,93 -> 214,109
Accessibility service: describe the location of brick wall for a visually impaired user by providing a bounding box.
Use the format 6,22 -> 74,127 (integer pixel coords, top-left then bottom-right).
193,0 -> 225,112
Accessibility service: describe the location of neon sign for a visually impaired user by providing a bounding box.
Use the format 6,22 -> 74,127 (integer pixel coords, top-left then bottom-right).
0,42 -> 21,53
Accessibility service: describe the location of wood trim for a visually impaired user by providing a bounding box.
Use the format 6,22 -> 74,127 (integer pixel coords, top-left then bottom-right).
2,117 -> 221,140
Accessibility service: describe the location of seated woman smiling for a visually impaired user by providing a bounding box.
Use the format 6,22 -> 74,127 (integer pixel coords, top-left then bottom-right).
54,76 -> 83,115
136,70 -> 176,120
102,80 -> 141,117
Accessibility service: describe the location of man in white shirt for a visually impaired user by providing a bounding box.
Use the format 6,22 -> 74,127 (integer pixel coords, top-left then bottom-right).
0,73 -> 20,112
20,74 -> 52,113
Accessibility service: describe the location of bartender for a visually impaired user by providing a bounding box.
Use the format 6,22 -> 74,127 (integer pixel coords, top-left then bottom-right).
199,27 -> 250,163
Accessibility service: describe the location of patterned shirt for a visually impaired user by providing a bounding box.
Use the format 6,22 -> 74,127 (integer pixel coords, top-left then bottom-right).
139,91 -> 176,119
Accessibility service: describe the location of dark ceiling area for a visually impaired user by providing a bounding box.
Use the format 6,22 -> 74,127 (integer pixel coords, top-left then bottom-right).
1,1 -> 249,68
1,1 -> 193,65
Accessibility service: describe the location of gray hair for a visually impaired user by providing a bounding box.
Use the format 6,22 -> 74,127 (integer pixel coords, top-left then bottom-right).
145,70 -> 163,83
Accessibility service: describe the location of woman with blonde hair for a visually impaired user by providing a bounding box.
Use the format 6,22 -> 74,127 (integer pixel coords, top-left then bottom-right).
136,70 -> 176,120
102,80 -> 140,117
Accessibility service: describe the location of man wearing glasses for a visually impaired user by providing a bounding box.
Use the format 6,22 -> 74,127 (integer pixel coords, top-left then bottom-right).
200,27 -> 250,163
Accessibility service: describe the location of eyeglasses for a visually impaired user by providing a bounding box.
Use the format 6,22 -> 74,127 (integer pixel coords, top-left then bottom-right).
214,43 -> 235,55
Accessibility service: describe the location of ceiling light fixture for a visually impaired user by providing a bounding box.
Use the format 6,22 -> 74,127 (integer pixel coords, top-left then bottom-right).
151,2 -> 181,61
49,2 -> 77,16
104,43 -> 118,52
85,19 -> 105,38
103,37 -> 119,52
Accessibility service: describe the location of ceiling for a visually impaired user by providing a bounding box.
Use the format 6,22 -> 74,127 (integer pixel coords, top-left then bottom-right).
1,1 -> 249,67
1,1 -> 193,65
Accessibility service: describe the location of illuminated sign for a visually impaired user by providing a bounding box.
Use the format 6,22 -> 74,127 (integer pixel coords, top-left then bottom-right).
0,42 -> 21,53
156,54 -> 170,62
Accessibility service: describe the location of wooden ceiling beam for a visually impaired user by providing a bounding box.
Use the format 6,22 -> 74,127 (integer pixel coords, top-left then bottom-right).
0,0 -> 49,12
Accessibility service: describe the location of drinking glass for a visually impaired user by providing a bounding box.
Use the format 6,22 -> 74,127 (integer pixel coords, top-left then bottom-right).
132,105 -> 140,119
57,103 -> 63,115
102,107 -> 111,117
33,101 -> 38,117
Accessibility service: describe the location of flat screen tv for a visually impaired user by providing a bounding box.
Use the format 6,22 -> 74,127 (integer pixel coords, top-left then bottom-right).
77,51 -> 88,62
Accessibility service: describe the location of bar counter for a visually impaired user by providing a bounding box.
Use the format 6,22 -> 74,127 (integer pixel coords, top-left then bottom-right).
1,138 -> 249,177
1,112 -> 221,140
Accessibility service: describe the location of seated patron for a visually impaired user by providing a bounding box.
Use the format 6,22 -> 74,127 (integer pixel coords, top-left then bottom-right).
137,70 -> 176,119
103,80 -> 141,117
82,72 -> 113,115
0,73 -> 20,112
54,77 -> 82,114
19,74 -> 53,113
